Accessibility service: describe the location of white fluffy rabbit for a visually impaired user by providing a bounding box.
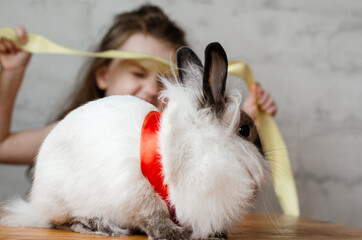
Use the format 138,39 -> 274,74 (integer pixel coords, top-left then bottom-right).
0,43 -> 265,239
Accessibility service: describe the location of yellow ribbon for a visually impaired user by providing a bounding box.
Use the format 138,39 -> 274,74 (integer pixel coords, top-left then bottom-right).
0,27 -> 174,74
0,27 -> 299,216
228,62 -> 299,216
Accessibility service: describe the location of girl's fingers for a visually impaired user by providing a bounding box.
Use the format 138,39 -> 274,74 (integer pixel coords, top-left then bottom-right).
15,26 -> 27,44
0,42 -> 5,53
254,83 -> 277,116
260,96 -> 274,110
260,97 -> 277,115
0,38 -> 21,54
0,26 -> 28,55
0,39 -> 6,52
266,105 -> 277,116
262,98 -> 278,115
3,39 -> 14,54
258,90 -> 270,106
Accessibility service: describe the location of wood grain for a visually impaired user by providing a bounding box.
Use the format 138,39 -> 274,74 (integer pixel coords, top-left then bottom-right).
1,213 -> 361,239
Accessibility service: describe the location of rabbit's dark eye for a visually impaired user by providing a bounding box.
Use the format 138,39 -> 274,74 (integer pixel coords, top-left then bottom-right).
238,125 -> 250,137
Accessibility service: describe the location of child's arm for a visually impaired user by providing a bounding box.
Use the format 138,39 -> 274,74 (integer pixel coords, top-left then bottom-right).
0,26 -> 56,165
242,83 -> 277,121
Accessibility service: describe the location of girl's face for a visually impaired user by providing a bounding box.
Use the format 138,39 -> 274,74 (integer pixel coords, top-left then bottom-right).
96,33 -> 176,108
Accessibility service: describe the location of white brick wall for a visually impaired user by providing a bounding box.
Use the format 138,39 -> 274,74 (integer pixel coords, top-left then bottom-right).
0,0 -> 361,228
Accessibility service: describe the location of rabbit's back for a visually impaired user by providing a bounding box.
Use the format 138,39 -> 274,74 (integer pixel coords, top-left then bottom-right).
30,95 -> 158,225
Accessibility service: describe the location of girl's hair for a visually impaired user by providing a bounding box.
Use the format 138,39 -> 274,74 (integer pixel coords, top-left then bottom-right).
56,4 -> 188,120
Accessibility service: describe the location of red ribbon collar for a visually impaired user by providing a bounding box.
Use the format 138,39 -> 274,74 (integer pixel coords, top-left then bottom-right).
140,111 -> 169,201
140,111 -> 176,221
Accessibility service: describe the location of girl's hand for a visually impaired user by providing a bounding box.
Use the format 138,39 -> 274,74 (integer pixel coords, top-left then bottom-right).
0,26 -> 32,71
242,83 -> 277,121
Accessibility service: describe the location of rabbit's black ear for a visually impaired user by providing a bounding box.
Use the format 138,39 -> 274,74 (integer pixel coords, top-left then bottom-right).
177,46 -> 204,84
203,42 -> 228,115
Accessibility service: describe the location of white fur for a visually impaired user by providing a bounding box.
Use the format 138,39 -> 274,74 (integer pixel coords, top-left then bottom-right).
1,95 -> 160,230
0,197 -> 49,228
0,78 -> 265,239
159,76 -> 264,238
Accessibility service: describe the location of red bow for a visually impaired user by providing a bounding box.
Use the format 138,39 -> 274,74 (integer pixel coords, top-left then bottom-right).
140,111 -> 176,222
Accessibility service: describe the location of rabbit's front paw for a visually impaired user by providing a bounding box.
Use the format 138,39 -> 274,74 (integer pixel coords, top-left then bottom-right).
143,216 -> 191,240
149,223 -> 191,240
208,231 -> 228,239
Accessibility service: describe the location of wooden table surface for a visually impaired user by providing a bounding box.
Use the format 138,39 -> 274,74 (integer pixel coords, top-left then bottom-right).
1,213 -> 362,240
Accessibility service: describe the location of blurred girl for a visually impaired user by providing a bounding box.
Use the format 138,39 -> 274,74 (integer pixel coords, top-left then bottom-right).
0,4 -> 276,165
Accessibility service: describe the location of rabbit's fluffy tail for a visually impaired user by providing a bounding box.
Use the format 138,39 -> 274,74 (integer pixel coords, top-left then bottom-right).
0,197 -> 49,228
